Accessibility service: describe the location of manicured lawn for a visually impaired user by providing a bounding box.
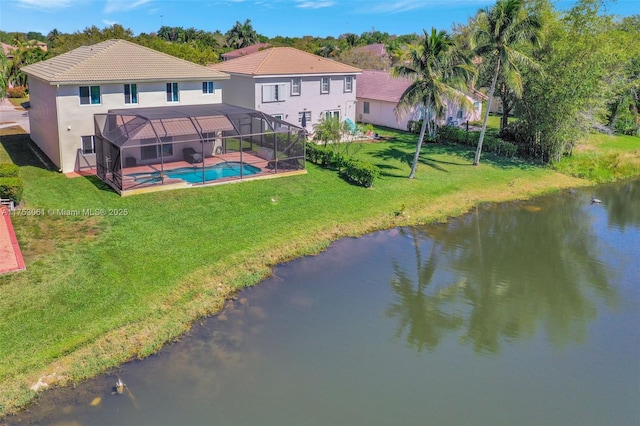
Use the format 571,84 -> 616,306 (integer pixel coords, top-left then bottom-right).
0,125 -> 591,415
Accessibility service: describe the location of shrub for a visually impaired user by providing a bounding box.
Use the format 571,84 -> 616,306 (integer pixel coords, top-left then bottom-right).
0,177 -> 24,202
407,120 -> 423,134
0,163 -> 19,177
340,159 -> 380,188
7,86 -> 27,98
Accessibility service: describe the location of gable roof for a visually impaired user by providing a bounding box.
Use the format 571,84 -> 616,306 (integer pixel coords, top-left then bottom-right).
1,42 -> 16,57
356,70 -> 411,103
22,39 -> 229,85
211,47 -> 361,76
221,43 -> 270,60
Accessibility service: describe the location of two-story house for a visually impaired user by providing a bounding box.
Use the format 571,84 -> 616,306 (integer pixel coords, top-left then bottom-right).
210,47 -> 361,132
22,39 -> 229,174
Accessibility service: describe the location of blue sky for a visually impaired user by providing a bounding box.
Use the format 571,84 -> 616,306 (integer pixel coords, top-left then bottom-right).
1,0 -> 637,38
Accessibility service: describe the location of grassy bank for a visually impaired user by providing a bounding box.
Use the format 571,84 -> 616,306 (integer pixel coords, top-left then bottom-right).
0,125 -> 600,416
553,133 -> 640,182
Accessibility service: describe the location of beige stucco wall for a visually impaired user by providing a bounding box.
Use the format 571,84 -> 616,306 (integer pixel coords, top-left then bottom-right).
45,80 -> 223,173
27,76 -> 61,168
219,75 -> 255,110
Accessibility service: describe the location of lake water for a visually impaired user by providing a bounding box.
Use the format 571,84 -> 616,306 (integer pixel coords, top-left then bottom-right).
10,179 -> 640,425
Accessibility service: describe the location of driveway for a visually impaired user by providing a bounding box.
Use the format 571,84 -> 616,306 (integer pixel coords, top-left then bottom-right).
0,98 -> 30,133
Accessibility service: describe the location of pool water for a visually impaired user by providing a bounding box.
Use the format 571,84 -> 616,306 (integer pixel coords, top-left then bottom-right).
129,162 -> 261,184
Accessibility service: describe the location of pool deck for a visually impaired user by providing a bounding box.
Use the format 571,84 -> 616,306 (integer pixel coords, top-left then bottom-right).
0,206 -> 25,275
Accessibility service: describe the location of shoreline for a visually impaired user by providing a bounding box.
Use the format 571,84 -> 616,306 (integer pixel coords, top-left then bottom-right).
0,171 -> 593,417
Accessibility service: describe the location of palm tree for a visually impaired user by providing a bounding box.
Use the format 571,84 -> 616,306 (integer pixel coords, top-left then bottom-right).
225,19 -> 259,49
393,28 -> 475,179
471,0 -> 542,165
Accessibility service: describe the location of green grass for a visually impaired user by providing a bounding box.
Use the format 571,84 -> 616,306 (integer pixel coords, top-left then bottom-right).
0,125 -> 594,415
553,133 -> 640,182
7,97 -> 29,108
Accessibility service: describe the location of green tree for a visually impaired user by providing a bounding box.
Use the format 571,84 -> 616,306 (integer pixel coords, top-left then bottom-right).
393,28 -> 475,179
225,19 -> 259,49
312,115 -> 349,147
471,0 -> 542,165
0,51 -> 9,99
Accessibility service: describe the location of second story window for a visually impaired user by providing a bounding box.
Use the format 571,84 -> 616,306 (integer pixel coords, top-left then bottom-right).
291,78 -> 301,96
202,81 -> 215,94
262,84 -> 286,102
79,86 -> 100,105
124,84 -> 138,104
345,76 -> 353,92
321,77 -> 330,94
166,82 -> 179,102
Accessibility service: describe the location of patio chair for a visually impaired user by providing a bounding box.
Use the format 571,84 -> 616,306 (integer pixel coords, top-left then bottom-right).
183,147 -> 203,164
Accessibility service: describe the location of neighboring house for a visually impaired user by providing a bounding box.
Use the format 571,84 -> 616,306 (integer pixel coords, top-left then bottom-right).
22,39 -> 229,174
211,47 -> 361,131
356,70 -> 486,131
1,42 -> 16,59
221,43 -> 269,61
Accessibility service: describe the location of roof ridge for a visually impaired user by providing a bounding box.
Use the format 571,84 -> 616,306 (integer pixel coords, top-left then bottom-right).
53,39 -> 120,80
253,48 -> 278,75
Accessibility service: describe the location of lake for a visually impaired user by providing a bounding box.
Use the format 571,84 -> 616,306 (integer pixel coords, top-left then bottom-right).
10,178 -> 640,425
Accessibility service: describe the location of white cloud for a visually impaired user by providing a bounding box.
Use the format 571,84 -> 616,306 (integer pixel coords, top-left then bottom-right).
295,1 -> 335,9
104,0 -> 153,14
16,0 -> 77,9
102,19 -> 118,26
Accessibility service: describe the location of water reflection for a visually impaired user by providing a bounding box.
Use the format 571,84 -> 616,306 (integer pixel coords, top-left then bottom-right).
388,194 -> 617,354
596,177 -> 640,229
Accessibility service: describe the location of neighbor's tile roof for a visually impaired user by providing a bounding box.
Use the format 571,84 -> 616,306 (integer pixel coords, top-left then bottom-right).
221,43 -> 270,60
353,43 -> 387,57
1,42 -> 16,57
356,70 -> 411,103
22,39 -> 229,85
211,47 -> 361,76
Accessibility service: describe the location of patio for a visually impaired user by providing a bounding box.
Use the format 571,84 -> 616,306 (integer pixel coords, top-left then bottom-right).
94,104 -> 306,195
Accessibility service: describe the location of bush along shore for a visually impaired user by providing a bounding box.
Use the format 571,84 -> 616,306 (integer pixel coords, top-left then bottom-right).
1,124 -> 638,417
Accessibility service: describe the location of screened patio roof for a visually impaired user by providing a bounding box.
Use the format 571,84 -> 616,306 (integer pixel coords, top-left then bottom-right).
99,103 -> 302,147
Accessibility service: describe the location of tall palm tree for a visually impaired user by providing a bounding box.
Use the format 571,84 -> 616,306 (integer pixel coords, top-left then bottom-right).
394,28 -> 475,179
471,0 -> 542,165
225,19 -> 259,49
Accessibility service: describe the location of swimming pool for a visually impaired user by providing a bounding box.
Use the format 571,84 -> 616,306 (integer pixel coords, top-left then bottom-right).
128,162 -> 261,184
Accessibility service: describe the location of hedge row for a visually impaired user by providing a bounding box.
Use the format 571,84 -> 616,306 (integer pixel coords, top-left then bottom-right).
0,177 -> 24,203
0,164 -> 19,177
306,142 -> 379,188
0,163 -> 22,203
438,126 -> 518,158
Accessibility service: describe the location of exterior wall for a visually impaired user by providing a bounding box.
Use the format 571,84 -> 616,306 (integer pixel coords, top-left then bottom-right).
47,80 -> 223,173
254,75 -> 358,131
356,98 -> 414,131
219,75 -> 256,109
27,77 -> 61,168
221,74 -> 358,131
357,95 -> 483,131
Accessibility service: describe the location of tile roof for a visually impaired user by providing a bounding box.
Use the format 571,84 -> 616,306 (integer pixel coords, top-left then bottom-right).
1,42 -> 16,57
211,47 -> 361,76
353,43 -> 387,57
22,39 -> 229,85
356,70 -> 411,103
221,43 -> 270,60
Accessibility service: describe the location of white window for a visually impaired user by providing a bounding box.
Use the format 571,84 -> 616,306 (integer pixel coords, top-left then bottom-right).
474,101 -> 481,111
202,81 -> 215,94
262,84 -> 286,102
81,135 -> 95,154
457,109 -> 464,119
291,78 -> 301,96
321,77 -> 330,94
325,110 -> 340,120
124,84 -> 138,104
166,82 -> 179,102
79,86 -> 100,105
273,114 -> 284,120
363,101 -> 370,114
298,111 -> 311,124
345,76 -> 353,92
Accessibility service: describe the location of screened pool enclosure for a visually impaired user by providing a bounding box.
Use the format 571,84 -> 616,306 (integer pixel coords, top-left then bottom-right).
94,104 -> 306,195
